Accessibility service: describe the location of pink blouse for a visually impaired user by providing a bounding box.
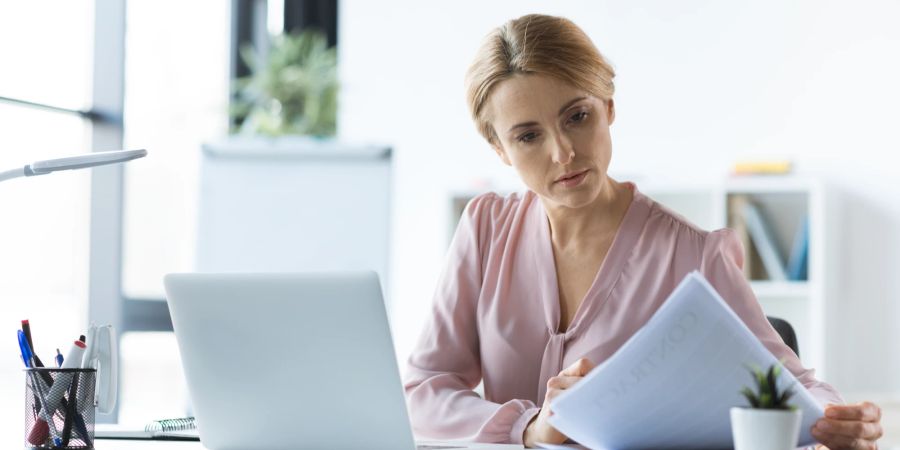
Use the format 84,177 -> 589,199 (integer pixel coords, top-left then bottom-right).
403,183 -> 842,445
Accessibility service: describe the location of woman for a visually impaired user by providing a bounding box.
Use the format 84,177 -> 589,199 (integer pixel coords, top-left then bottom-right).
404,14 -> 883,450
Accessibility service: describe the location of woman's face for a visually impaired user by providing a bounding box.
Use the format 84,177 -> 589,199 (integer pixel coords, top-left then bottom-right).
485,74 -> 616,210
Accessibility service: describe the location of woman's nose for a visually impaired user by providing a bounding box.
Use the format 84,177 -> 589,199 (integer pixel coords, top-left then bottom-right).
550,134 -> 575,165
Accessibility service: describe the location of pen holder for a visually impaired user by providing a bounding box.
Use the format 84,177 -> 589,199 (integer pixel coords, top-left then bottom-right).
23,368 -> 96,449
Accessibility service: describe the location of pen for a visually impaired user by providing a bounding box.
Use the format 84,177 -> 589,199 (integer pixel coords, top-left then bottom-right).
21,323 -> 42,420
56,349 -> 64,368
61,371 -> 79,446
21,320 -> 34,353
21,319 -> 47,368
19,330 -> 63,447
19,326 -> 92,446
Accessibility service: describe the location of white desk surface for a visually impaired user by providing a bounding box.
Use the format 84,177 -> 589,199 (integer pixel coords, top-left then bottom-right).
93,439 -> 523,449
89,441 -> 900,450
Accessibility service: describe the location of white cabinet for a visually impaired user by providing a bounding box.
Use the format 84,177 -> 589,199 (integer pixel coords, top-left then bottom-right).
197,137 -> 393,305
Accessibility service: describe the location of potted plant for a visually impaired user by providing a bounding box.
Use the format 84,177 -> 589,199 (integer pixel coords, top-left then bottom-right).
231,29 -> 338,137
730,362 -> 802,450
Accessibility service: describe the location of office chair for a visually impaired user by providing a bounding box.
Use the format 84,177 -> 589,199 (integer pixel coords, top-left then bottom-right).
767,316 -> 799,357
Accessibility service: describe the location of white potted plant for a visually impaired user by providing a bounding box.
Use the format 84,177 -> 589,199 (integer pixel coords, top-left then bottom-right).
730,362 -> 802,450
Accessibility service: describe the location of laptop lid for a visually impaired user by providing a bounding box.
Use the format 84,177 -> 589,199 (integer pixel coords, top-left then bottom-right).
164,271 -> 415,450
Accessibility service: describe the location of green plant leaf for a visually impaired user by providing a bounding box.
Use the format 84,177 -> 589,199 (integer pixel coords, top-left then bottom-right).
232,29 -> 338,136
740,361 -> 798,410
740,387 -> 760,408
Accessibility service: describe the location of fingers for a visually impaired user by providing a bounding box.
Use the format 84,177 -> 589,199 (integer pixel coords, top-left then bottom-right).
524,408 -> 567,448
559,358 -> 595,377
544,375 -> 585,407
547,376 -> 582,390
811,428 -> 877,450
826,402 -> 882,422
546,388 -> 564,404
814,418 -> 883,440
544,358 -> 596,414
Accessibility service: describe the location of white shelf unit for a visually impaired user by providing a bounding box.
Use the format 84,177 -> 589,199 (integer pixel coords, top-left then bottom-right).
644,177 -> 833,378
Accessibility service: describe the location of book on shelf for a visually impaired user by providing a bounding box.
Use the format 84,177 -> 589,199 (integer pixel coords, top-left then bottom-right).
727,194 -> 756,280
787,216 -> 810,281
728,194 -> 809,283
740,199 -> 789,281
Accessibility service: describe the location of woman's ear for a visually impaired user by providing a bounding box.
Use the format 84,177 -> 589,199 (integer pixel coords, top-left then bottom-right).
606,98 -> 616,125
491,142 -> 512,166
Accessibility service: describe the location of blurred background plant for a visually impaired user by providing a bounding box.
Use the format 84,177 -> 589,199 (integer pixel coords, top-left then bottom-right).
231,29 -> 337,136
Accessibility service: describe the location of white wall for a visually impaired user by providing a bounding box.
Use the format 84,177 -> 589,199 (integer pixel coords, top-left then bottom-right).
338,0 -> 900,398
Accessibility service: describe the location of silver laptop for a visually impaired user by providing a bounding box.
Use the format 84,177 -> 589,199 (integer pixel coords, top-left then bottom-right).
165,272 -> 474,450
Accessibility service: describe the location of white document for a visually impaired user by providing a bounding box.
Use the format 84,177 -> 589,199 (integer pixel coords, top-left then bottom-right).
547,271 -> 823,450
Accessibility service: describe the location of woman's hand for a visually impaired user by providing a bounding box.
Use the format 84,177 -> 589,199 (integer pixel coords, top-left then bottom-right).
523,358 -> 595,448
811,402 -> 883,450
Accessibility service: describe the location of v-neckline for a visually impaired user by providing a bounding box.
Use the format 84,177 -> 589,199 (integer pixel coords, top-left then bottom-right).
532,183 -> 650,336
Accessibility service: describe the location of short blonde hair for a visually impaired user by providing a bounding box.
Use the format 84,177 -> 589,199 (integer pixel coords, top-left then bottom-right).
465,14 -> 616,144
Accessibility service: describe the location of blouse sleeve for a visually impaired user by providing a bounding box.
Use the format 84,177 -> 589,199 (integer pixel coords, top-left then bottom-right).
700,229 -> 843,406
403,194 -> 540,444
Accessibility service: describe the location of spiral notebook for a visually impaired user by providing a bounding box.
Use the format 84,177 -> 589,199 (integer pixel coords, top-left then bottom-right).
95,417 -> 200,441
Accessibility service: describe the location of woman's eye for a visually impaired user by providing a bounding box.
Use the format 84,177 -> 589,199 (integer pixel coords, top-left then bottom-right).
568,111 -> 588,124
518,132 -> 538,143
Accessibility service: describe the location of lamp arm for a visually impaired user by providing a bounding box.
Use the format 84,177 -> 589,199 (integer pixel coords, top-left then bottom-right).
0,166 -> 27,183
0,149 -> 147,184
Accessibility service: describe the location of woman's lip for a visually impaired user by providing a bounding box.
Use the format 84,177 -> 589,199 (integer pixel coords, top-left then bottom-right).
555,170 -> 589,188
555,169 -> 589,183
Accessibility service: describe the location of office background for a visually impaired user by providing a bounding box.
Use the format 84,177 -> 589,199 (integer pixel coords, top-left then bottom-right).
2,0 -> 899,447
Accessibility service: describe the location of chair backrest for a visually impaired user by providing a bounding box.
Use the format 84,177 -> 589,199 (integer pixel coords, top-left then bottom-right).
767,316 -> 799,357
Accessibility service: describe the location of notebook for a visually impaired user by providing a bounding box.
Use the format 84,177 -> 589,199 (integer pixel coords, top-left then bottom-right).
95,416 -> 199,441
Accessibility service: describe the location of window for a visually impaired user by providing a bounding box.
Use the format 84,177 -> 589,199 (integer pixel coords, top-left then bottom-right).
117,0 -> 230,423
0,1 -> 95,445
120,0 -> 231,300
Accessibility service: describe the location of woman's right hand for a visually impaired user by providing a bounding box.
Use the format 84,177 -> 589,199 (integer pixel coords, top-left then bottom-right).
523,358 -> 596,448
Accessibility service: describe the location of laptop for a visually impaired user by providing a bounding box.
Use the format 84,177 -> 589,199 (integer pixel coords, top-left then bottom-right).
164,272 -> 514,450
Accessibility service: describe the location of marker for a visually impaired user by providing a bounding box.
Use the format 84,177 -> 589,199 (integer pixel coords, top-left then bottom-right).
80,325 -> 97,369
27,339 -> 86,446
71,334 -> 92,447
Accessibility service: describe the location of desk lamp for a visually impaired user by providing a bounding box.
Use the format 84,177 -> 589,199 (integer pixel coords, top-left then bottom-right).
3,149 -> 145,426
0,149 -> 147,183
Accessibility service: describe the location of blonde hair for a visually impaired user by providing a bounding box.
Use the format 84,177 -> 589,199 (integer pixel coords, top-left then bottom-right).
465,14 -> 616,144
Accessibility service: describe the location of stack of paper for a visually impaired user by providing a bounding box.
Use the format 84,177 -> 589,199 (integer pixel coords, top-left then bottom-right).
545,272 -> 823,450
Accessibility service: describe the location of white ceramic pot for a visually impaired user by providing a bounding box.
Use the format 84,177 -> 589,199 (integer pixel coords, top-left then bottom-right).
730,407 -> 802,450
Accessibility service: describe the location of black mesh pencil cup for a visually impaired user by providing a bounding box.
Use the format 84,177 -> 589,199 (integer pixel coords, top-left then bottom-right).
24,368 -> 96,449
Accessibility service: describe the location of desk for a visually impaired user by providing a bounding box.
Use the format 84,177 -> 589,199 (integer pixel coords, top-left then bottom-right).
87,441 -> 900,450
93,439 -> 524,450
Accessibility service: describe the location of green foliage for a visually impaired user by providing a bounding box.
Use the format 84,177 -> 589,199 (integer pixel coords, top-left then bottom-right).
740,361 -> 797,410
232,29 -> 338,137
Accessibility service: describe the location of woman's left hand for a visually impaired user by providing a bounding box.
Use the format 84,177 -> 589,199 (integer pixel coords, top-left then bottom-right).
811,402 -> 883,450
